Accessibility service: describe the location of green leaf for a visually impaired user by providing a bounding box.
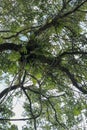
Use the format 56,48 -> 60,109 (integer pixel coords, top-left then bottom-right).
8,52 -> 21,62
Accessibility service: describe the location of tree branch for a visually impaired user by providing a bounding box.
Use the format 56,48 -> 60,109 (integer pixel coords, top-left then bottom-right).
34,0 -> 87,36
59,65 -> 87,94
0,117 -> 33,121
0,43 -> 22,52
0,84 -> 20,99
21,85 -> 35,118
62,0 -> 87,17
0,30 -> 10,33
59,51 -> 87,57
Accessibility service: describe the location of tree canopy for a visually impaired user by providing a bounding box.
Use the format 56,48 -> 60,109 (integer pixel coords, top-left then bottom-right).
0,0 -> 87,130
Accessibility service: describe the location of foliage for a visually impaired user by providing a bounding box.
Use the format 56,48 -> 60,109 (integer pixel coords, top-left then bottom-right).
0,0 -> 87,130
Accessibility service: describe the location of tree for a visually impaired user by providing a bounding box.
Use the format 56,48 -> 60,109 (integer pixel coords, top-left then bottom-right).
0,0 -> 87,129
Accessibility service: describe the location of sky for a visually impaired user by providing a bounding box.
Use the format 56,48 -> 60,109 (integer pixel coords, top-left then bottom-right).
11,96 -> 26,130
